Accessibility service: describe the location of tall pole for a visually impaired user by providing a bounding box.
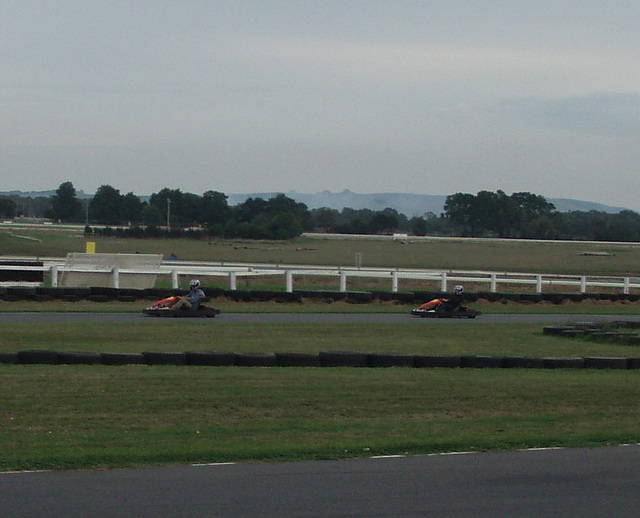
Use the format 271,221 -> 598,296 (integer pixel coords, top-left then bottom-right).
167,198 -> 171,232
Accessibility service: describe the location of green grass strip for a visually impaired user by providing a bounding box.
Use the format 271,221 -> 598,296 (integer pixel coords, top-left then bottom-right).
1,366 -> 638,471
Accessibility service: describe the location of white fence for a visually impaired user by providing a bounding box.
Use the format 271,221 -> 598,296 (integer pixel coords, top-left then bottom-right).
1,258 -> 639,294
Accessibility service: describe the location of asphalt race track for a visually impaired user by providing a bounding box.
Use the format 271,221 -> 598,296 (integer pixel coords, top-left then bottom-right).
2,311 -> 639,516
1,311 -> 639,325
2,446 -> 639,517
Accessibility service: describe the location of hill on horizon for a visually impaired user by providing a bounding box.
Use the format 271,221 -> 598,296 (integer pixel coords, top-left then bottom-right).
227,190 -> 628,216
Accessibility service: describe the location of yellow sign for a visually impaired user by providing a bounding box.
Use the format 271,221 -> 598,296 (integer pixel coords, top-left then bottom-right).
86,241 -> 96,254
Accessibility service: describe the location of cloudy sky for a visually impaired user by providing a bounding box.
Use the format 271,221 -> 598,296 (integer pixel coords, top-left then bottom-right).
2,1 -> 639,209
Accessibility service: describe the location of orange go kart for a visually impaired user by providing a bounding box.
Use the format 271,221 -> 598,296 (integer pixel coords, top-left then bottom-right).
143,296 -> 221,318
410,297 -> 480,319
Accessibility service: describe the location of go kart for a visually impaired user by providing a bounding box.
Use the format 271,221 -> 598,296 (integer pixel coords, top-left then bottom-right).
143,296 -> 221,318
410,298 -> 480,319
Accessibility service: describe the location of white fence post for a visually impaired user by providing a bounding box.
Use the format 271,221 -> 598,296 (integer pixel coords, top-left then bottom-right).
111,268 -> 120,289
580,276 -> 587,293
286,270 -> 293,293
490,273 -> 497,293
229,272 -> 237,291
391,271 -> 398,292
339,271 -> 347,292
50,265 -> 58,287
624,277 -> 630,295
536,275 -> 543,294
171,269 -> 179,289
440,272 -> 447,292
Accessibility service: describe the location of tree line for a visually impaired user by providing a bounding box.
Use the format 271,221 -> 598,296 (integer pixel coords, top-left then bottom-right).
1,182 -> 640,242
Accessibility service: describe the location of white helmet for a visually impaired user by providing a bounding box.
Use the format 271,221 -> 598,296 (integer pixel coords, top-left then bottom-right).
190,279 -> 201,289
454,285 -> 464,295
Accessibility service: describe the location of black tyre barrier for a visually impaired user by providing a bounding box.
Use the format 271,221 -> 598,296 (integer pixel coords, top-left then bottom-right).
413,355 -> 462,368
187,351 -> 236,366
476,291 -> 503,303
371,291 -> 416,303
3,285 -> 640,305
628,358 -> 640,370
519,293 -> 543,303
543,357 -> 585,369
543,326 -> 580,336
561,329 -> 588,338
367,353 -> 414,368
503,356 -> 545,369
234,352 -> 278,367
612,320 -> 640,329
87,295 -> 110,303
345,292 -> 373,303
62,288 -> 92,298
7,350 -> 640,370
0,352 -> 19,364
36,287 -> 66,299
546,320 -> 640,347
273,293 -> 303,303
7,287 -> 37,298
118,295 -> 137,303
296,290 -> 347,302
1,293 -> 24,302
584,357 -> 629,370
319,351 -> 368,368
142,351 -> 188,366
100,352 -> 145,365
18,350 -> 60,365
58,351 -> 102,365
461,355 -> 505,369
275,352 -> 322,367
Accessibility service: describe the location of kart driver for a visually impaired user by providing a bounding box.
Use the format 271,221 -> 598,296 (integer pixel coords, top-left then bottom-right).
171,279 -> 206,311
436,285 -> 464,314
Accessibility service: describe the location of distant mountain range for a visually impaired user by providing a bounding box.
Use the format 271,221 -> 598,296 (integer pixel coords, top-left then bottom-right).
2,189 -> 629,216
227,190 -> 628,216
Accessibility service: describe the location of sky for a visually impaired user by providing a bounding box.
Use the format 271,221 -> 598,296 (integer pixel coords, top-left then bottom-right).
2,1 -> 640,210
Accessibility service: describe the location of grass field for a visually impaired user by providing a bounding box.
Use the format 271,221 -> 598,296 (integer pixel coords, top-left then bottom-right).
2,365 -> 639,470
2,320 -> 640,471
4,229 -> 640,275
1,231 -> 640,471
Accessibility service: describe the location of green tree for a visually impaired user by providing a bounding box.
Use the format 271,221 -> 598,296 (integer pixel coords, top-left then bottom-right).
370,208 -> 400,234
444,193 -> 478,236
142,204 -> 164,227
201,190 -> 230,228
310,207 -> 338,231
49,181 -> 82,222
409,216 -> 428,236
121,192 -> 144,224
89,185 -> 124,225
0,196 -> 16,218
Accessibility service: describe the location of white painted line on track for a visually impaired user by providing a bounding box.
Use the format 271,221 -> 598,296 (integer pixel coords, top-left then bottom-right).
370,455 -> 406,459
191,462 -> 236,467
428,451 -> 478,456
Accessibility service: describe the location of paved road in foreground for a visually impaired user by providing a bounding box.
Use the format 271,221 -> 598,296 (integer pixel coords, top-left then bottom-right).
2,445 -> 638,517
0,311 -> 639,324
